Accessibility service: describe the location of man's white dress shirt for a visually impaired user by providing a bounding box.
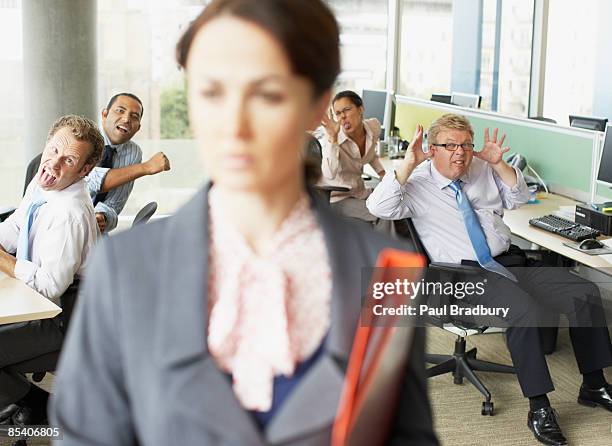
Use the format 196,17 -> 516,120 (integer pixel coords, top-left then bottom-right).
366,158 -> 530,263
0,179 -> 99,303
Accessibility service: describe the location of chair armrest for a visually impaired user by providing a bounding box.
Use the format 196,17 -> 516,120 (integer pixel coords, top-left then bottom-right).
429,262 -> 482,275
313,185 -> 350,192
0,206 -> 16,222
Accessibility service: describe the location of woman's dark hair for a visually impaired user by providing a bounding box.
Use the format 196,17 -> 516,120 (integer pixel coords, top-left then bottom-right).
332,90 -> 363,108
177,0 -> 340,187
176,0 -> 340,97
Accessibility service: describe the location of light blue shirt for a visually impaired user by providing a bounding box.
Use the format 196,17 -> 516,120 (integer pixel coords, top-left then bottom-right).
85,129 -> 142,232
366,158 -> 530,263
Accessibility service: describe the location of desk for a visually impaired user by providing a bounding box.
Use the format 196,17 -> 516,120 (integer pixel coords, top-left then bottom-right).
0,272 -> 61,325
504,193 -> 612,270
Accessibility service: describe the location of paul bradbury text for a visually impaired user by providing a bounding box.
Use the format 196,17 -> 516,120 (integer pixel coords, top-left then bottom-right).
372,304 -> 509,319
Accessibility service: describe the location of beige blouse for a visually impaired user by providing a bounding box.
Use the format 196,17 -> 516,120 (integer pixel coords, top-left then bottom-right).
318,118 -> 386,203
206,187 -> 333,412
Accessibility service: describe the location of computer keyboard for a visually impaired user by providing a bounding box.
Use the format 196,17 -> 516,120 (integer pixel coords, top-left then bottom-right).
529,214 -> 601,242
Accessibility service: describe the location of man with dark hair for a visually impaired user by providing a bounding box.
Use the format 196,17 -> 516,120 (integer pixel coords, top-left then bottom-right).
0,115 -> 102,426
87,92 -> 171,233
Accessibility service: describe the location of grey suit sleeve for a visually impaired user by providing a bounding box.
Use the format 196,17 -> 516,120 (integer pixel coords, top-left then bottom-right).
50,241 -> 136,446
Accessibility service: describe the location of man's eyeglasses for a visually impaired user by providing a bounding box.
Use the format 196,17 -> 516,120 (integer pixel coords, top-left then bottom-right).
432,142 -> 475,151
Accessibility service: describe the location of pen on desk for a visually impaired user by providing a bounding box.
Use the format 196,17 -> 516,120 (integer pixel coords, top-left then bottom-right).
591,203 -> 599,211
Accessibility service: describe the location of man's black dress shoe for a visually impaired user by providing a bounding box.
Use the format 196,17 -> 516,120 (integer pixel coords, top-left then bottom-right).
0,404 -> 19,425
578,383 -> 612,411
527,407 -> 567,446
11,405 -> 32,426
11,400 -> 48,427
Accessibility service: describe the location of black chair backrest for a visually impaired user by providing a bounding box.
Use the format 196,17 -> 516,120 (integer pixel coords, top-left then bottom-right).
529,116 -> 557,124
305,134 -> 323,164
24,153 -> 42,196
404,219 -> 430,262
59,279 -> 80,334
403,218 -> 465,326
132,202 -> 158,227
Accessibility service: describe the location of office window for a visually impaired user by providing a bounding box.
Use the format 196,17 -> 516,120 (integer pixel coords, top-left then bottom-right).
542,0 -> 600,125
325,0 -> 388,92
397,0 -> 453,99
0,0 -> 25,205
479,0 -> 534,116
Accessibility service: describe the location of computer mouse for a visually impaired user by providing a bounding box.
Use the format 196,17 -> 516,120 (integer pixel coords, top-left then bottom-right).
578,238 -> 604,250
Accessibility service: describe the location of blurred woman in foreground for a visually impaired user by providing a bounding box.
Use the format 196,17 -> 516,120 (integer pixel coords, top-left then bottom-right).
50,1 -> 438,445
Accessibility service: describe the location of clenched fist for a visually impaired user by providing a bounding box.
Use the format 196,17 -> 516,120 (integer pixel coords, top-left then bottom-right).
144,152 -> 171,175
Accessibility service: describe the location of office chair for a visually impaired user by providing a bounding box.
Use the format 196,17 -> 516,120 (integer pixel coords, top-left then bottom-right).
403,219 -> 515,416
305,134 -> 350,202
23,153 -> 42,196
132,202 -> 158,227
0,154 -> 41,222
3,282 -> 80,445
0,206 -> 15,222
10,280 -> 80,383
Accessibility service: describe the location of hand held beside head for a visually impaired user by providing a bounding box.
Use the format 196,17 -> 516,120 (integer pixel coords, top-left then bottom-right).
474,127 -> 509,165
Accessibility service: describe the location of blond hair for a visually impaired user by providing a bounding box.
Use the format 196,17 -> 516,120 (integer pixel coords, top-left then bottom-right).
428,114 -> 474,143
47,115 -> 104,167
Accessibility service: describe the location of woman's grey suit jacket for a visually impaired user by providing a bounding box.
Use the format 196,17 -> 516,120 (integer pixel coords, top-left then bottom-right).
50,185 -> 439,446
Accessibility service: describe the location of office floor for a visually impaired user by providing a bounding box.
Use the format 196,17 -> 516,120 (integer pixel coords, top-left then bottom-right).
3,328 -> 611,446
427,327 -> 612,446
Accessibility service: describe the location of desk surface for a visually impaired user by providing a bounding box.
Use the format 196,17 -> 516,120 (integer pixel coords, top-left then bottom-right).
504,194 -> 612,270
0,272 -> 61,325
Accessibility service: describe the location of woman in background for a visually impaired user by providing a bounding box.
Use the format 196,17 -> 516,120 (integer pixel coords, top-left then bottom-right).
319,90 -> 391,232
50,1 -> 438,445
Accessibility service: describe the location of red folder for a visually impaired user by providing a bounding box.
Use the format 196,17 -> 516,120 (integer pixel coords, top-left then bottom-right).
332,248 -> 426,446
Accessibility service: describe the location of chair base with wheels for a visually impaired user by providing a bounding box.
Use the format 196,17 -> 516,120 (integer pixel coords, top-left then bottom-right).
426,325 -> 515,416
400,218 -> 516,416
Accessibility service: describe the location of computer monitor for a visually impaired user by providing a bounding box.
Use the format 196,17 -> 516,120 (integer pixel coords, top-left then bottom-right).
451,92 -> 482,109
569,115 -> 608,132
596,124 -> 612,187
362,89 -> 394,140
430,94 -> 452,104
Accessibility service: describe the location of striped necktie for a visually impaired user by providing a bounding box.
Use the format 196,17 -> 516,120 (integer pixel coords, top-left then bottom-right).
17,194 -> 47,261
448,180 -> 517,282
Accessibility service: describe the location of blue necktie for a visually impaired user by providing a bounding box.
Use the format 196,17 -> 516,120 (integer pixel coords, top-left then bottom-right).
17,194 -> 47,261
448,180 -> 517,282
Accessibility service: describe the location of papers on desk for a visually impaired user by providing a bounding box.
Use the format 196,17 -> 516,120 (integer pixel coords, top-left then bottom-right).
553,205 -> 576,221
